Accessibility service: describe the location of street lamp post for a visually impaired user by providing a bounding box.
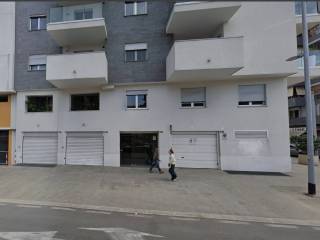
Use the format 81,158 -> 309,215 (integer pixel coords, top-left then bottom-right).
301,1 -> 317,195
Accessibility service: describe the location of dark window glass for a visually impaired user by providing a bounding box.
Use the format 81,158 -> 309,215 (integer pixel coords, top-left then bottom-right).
26,96 -> 53,112
251,101 -> 265,105
127,95 -> 136,108
74,10 -> 83,20
137,95 -> 147,108
38,64 -> 46,71
0,96 -> 8,102
30,17 -> 38,30
84,9 -> 93,19
137,1 -> 147,15
39,17 -> 47,30
125,50 -> 136,62
181,102 -> 192,108
194,102 -> 205,107
71,93 -> 99,111
238,101 -> 249,106
125,1 -> 135,16
136,49 -> 147,61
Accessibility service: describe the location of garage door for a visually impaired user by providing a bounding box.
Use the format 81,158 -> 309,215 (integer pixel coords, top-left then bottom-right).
172,134 -> 218,168
66,132 -> 104,166
22,132 -> 58,165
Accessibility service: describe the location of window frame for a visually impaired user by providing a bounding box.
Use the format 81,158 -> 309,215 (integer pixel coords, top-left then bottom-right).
29,15 -> 47,31
124,1 -> 148,16
180,87 -> 206,109
70,93 -> 100,111
126,92 -> 148,110
25,95 -> 53,113
238,84 -> 267,107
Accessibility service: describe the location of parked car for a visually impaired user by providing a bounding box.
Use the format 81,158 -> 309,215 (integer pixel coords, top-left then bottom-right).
290,144 -> 299,157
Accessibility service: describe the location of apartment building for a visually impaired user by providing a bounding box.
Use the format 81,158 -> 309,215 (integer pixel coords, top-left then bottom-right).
0,2 -> 15,165
13,1 -> 296,172
288,1 -> 320,136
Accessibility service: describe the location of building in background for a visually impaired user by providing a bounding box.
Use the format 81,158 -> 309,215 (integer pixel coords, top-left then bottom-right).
0,2 -> 15,165
12,1 -> 296,172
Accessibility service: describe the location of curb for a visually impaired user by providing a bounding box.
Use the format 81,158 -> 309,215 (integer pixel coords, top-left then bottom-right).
1,198 -> 320,227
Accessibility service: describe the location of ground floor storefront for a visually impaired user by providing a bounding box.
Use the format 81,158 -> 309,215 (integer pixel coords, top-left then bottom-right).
13,79 -> 291,172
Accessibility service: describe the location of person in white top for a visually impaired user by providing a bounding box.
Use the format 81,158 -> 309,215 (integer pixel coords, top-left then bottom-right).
168,148 -> 177,181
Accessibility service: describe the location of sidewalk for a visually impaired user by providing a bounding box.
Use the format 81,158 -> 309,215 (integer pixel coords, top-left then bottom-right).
0,163 -> 319,222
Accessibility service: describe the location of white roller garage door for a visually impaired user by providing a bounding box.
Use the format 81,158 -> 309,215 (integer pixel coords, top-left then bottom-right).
172,133 -> 218,168
22,132 -> 58,165
66,132 -> 104,166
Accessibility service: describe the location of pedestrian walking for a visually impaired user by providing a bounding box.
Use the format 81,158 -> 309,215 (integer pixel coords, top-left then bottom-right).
149,147 -> 164,174
168,148 -> 177,181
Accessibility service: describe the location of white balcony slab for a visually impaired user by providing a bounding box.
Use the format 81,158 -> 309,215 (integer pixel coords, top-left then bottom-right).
47,18 -> 107,47
46,51 -> 108,89
166,37 -> 244,82
166,1 -> 241,37
296,14 -> 320,34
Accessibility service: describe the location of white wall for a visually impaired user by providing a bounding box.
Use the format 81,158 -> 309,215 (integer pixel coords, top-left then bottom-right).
0,2 -> 15,92
15,78 -> 291,172
223,1 -> 297,77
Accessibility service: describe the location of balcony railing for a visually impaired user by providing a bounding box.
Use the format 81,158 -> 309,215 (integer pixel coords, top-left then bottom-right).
288,96 -> 305,108
295,1 -> 319,16
297,50 -> 320,68
49,2 -> 103,23
290,116 -> 320,127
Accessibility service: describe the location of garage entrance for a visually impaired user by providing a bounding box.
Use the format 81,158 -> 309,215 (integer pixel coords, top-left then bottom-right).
120,133 -> 158,166
172,133 -> 219,168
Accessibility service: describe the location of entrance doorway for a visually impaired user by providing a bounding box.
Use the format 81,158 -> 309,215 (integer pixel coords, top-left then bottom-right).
120,133 -> 158,166
0,131 -> 8,165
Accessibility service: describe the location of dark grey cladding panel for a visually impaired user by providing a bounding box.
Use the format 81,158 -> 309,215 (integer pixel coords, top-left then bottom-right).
14,1 -> 61,90
14,1 -> 174,90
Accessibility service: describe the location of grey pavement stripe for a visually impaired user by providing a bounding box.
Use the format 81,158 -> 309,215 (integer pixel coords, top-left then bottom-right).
17,204 -> 42,208
85,210 -> 111,215
219,220 -> 249,225
312,226 -> 320,231
0,203 -> 7,206
1,198 -> 320,227
127,214 -> 153,218
51,207 -> 75,211
170,217 -> 200,221
265,224 -> 298,229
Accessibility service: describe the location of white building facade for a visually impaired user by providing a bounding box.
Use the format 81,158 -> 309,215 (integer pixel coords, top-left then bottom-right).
13,1 -> 297,172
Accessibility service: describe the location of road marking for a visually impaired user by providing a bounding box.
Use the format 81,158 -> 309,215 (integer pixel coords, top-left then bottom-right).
17,204 -> 42,208
219,220 -> 250,225
127,213 -> 153,218
0,231 -> 63,240
265,224 -> 298,229
81,228 -> 163,240
51,207 -> 75,211
170,217 -> 200,221
312,226 -> 320,231
85,210 -> 111,215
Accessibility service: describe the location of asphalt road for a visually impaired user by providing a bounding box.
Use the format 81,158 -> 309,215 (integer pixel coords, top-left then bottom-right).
0,203 -> 319,240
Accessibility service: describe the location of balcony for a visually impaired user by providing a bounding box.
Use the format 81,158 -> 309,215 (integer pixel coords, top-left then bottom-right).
166,1 -> 241,38
295,1 -> 320,34
46,51 -> 108,89
288,96 -> 305,108
47,3 -> 107,47
166,37 -> 244,82
289,116 -> 320,128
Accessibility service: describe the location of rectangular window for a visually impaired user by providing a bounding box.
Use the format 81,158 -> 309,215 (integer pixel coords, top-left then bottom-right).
74,8 -> 93,20
181,87 -> 206,108
126,90 -> 147,109
238,84 -> 266,106
30,16 -> 47,31
125,43 -> 147,62
125,1 -> 147,16
71,93 -> 99,111
0,95 -> 8,102
26,96 -> 53,113
28,55 -> 46,71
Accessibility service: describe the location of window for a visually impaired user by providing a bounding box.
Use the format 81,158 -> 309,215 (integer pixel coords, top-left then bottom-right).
238,84 -> 266,106
181,88 -> 206,108
74,8 -> 93,20
125,43 -> 147,62
0,95 -> 8,102
30,16 -> 47,31
125,1 -> 147,16
28,55 -> 46,71
71,93 -> 99,111
26,96 -> 53,112
126,90 -> 147,109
